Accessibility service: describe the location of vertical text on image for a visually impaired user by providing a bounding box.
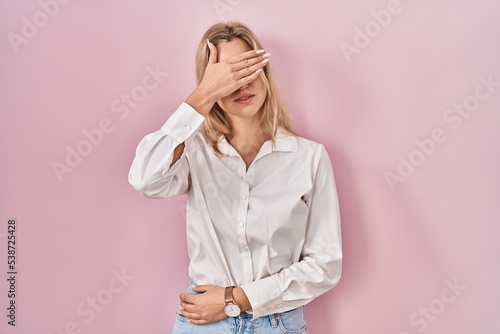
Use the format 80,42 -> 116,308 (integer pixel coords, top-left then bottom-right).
6,219 -> 18,326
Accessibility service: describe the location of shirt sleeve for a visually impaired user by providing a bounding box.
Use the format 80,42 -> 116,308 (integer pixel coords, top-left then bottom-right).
240,144 -> 343,319
128,102 -> 205,198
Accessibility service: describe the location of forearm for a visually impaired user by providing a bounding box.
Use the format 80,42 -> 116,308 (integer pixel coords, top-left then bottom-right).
128,103 -> 205,198
170,86 -> 215,168
185,87 -> 217,117
240,255 -> 342,319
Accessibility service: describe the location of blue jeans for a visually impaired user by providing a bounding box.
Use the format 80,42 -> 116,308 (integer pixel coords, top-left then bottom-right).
171,282 -> 308,334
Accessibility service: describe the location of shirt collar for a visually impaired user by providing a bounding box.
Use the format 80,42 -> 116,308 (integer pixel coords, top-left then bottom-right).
217,128 -> 298,157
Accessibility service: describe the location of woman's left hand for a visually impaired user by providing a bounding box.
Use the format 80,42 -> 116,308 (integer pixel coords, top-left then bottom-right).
178,285 -> 227,325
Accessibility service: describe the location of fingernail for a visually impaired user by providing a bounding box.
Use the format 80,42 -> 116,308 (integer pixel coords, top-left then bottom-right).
262,52 -> 271,58
261,58 -> 269,64
256,69 -> 262,74
255,49 -> 265,54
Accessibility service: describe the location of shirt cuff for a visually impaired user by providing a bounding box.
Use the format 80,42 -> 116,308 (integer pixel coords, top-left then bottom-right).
240,275 -> 282,319
160,102 -> 206,143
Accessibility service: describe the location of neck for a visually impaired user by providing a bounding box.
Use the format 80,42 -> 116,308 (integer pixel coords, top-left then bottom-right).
226,113 -> 268,152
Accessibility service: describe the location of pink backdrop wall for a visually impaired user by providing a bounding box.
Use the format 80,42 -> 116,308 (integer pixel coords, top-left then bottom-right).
1,0 -> 499,333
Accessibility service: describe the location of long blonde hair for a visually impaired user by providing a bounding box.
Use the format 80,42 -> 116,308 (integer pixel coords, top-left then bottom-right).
195,22 -> 297,155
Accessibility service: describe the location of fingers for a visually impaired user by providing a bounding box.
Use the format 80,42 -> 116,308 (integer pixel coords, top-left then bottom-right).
235,56 -> 269,80
179,293 -> 196,304
207,39 -> 217,65
236,65 -> 265,88
179,300 -> 195,312
178,308 -> 202,321
189,319 -> 208,325
228,53 -> 269,92
178,309 -> 209,325
233,52 -> 271,72
228,48 -> 266,64
199,43 -> 270,101
207,38 -> 268,68
178,307 -> 225,326
177,285 -> 227,325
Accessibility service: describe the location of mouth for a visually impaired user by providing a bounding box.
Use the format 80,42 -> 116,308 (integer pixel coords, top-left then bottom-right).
234,94 -> 255,104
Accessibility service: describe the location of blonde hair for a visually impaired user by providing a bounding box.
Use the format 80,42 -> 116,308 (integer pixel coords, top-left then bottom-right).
195,22 -> 297,155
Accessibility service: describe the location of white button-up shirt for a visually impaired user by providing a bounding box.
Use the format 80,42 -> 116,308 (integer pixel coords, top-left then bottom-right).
128,103 -> 342,319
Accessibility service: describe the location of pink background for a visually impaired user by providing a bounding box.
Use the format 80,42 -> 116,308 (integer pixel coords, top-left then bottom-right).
1,0 -> 499,333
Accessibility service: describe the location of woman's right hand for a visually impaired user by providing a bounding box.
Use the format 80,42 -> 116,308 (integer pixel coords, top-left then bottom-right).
185,41 -> 270,116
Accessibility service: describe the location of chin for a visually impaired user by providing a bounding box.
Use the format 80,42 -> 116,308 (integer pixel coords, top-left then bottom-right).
232,103 -> 263,117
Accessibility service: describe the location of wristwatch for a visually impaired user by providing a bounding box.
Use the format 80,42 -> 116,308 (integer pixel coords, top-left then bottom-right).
223,286 -> 241,317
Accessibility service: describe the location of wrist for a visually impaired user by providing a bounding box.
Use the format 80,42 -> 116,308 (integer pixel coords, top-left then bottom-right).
232,287 -> 252,312
185,86 -> 217,117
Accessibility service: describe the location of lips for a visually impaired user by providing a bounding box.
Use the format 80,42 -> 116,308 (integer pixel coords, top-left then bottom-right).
234,94 -> 255,103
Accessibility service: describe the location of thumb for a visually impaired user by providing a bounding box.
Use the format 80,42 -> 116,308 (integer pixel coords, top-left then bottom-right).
206,39 -> 217,64
192,285 -> 206,293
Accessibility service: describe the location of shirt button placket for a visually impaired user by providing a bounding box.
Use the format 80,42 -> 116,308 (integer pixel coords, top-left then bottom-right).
237,165 -> 253,284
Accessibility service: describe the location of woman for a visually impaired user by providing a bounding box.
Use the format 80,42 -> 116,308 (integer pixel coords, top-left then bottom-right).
129,22 -> 342,334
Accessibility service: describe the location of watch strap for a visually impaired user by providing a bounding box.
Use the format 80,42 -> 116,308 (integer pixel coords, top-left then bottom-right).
224,286 -> 236,304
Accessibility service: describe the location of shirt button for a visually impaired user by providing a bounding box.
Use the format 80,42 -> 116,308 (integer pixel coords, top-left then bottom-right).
242,195 -> 247,200
239,222 -> 244,227
184,125 -> 191,130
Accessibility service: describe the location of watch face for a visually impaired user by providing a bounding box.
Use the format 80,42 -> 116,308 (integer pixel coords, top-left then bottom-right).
224,303 -> 241,317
